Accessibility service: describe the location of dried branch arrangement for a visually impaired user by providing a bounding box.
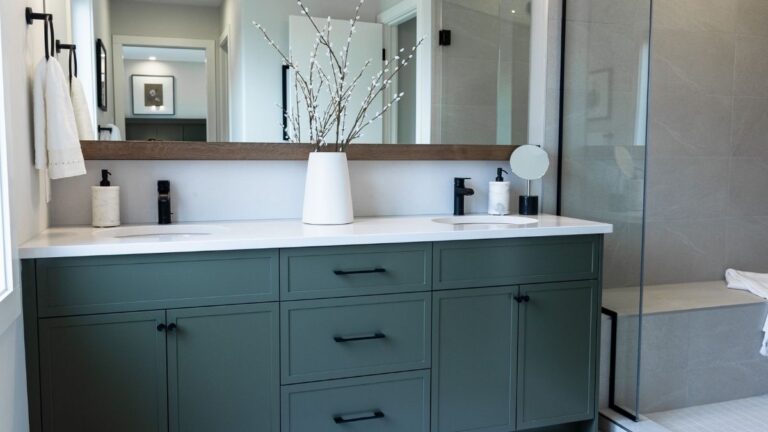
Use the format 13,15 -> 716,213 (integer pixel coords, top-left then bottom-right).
254,0 -> 424,152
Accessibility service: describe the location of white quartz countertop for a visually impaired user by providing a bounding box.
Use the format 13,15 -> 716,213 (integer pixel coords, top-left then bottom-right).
19,214 -> 613,259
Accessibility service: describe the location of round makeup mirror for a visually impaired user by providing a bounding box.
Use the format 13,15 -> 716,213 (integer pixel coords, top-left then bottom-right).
509,145 -> 550,180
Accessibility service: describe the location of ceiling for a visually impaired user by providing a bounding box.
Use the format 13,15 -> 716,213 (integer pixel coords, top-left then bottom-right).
123,46 -> 207,63
129,0 -> 223,7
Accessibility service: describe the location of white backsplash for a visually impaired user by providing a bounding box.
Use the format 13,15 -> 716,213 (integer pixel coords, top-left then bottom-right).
50,160 -> 533,226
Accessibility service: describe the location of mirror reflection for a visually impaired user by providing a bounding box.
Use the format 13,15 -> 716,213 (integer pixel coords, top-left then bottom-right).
70,0 -> 535,145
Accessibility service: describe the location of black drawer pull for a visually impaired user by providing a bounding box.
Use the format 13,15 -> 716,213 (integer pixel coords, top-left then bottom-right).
514,295 -> 531,303
333,410 -> 385,424
333,267 -> 386,276
334,332 -> 387,343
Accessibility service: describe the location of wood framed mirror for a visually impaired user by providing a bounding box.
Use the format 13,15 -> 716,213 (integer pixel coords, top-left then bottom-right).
74,0 -> 550,161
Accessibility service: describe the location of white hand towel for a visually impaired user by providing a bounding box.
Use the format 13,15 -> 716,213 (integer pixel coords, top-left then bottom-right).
108,123 -> 122,141
44,58 -> 86,180
726,269 -> 768,357
70,76 -> 95,140
33,59 -> 47,170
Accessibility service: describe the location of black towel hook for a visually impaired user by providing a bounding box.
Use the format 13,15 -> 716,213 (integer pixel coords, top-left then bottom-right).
25,8 -> 54,60
56,40 -> 78,83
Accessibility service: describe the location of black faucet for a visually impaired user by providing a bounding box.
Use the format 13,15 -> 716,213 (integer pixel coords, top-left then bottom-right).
453,177 -> 475,216
158,180 -> 172,224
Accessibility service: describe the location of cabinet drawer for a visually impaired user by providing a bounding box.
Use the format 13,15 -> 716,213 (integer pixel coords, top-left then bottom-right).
281,371 -> 430,432
280,243 -> 431,300
434,236 -> 600,290
281,293 -> 430,384
35,250 -> 278,317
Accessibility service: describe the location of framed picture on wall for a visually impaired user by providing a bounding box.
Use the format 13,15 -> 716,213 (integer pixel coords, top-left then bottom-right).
587,69 -> 612,120
131,75 -> 175,115
96,39 -> 108,111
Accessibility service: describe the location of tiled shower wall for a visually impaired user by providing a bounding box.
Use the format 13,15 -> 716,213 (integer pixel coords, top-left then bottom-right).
644,0 -> 768,285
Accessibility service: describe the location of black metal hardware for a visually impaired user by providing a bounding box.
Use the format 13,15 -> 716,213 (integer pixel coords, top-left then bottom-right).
167,323 -> 177,332
602,307 -> 640,422
56,40 -> 78,83
439,30 -> 452,46
514,295 -> 531,304
26,8 -> 54,60
453,177 -> 474,216
333,267 -> 387,276
55,40 -> 75,54
382,48 -> 387,61
282,65 -> 290,141
333,410 -> 385,424
98,126 -> 113,133
157,323 -> 167,332
334,332 -> 386,343
25,7 -> 49,25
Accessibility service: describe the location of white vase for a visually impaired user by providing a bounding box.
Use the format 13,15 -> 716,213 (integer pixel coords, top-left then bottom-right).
302,152 -> 354,225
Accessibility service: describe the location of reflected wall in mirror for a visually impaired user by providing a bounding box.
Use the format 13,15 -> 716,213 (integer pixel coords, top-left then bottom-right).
72,0 -> 542,146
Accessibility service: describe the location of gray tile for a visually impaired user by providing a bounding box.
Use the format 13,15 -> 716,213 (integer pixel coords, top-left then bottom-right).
645,157 -> 730,219
653,0 -> 737,33
648,85 -> 733,157
643,218 -> 728,285
441,56 -> 499,107
726,216 -> 768,273
687,360 -> 768,406
651,28 -> 735,97
732,97 -> 768,157
687,304 -> 768,368
734,35 -> 768,97
737,0 -> 768,37
728,157 -> 768,217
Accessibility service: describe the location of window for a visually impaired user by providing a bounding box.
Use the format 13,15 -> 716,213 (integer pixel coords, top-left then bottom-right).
0,18 -> 14,314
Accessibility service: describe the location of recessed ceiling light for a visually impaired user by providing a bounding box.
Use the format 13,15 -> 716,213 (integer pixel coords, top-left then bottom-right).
511,9 -> 517,14
148,56 -> 157,61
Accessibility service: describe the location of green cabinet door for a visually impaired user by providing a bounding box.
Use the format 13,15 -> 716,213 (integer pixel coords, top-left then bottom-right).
167,303 -> 279,432
432,286 -> 518,432
516,281 -> 598,430
39,311 -> 168,432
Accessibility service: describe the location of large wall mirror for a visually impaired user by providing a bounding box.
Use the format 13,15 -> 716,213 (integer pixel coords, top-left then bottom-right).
70,0 -> 550,159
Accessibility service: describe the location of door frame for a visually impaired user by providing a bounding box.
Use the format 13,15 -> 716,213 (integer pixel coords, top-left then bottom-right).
112,35 -> 217,141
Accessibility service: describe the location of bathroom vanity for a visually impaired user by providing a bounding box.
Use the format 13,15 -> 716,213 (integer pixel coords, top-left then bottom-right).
19,215 -> 610,432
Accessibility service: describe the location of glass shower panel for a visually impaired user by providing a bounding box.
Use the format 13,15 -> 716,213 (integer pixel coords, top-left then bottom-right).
436,0 -> 530,145
560,0 -> 652,420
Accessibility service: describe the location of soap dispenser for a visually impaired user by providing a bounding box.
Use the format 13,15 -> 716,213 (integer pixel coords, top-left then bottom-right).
92,170 -> 121,227
488,168 -> 511,215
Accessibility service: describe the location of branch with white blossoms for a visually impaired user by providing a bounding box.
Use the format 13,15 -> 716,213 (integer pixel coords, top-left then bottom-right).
254,0 -> 424,152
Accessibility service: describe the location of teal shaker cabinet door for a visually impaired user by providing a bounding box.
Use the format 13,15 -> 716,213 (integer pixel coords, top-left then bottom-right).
167,303 -> 279,432
431,286 -> 518,432
516,281 -> 598,430
38,311 -> 168,432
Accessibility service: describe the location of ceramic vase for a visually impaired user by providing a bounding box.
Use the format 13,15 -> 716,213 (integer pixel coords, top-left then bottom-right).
302,152 -> 354,225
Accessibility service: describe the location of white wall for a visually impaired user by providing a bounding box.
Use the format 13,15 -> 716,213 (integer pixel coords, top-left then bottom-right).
0,0 -> 52,430
110,0 -> 221,40
50,159 -> 526,225
123,60 -> 207,119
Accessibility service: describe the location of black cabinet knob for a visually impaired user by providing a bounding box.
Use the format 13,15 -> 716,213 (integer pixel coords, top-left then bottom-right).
167,323 -> 177,332
157,323 -> 166,332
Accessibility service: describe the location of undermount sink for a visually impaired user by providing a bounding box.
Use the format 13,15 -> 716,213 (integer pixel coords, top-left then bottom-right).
432,215 -> 538,226
93,224 -> 229,239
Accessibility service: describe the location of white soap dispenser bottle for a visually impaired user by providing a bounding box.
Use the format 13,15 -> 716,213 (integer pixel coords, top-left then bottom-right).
488,168 -> 511,215
92,170 -> 121,227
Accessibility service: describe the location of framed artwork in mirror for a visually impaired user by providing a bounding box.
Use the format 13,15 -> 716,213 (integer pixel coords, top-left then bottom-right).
95,38 -> 108,111
131,75 -> 175,115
